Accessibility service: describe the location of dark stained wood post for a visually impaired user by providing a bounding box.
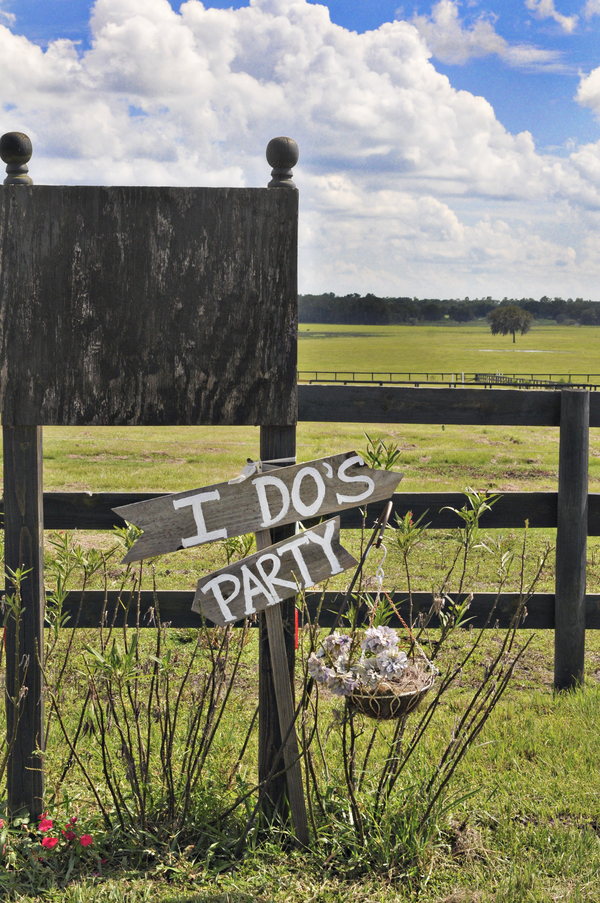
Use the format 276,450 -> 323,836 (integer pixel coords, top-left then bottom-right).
555,389 -> 589,690
1,134 -> 44,816
258,427 -> 300,814
4,427 -> 45,817
257,137 -> 306,836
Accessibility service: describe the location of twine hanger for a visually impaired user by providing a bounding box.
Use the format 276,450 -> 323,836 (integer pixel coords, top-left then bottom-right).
228,456 -> 297,484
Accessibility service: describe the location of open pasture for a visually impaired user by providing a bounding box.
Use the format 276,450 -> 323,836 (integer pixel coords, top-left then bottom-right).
298,322 -> 600,378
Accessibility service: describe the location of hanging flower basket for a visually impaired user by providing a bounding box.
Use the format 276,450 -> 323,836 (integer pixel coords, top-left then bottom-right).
308,626 -> 437,721
348,659 -> 435,720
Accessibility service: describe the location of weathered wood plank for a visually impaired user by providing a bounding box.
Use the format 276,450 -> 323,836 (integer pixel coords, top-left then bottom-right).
114,453 -> 401,562
298,385 -> 600,427
3,425 -> 45,817
55,589 -> 600,631
555,390 -> 589,689
0,186 -> 297,426
193,517 -> 356,624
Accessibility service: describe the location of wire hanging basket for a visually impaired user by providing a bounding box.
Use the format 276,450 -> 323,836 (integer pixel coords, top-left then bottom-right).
348,656 -> 436,720
350,584 -> 437,721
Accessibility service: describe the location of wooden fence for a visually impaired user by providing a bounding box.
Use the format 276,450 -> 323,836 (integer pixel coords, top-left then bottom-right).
298,371 -> 600,388
7,384 -> 595,679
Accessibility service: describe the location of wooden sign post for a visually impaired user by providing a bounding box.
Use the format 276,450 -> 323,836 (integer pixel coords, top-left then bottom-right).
0,133 -> 300,823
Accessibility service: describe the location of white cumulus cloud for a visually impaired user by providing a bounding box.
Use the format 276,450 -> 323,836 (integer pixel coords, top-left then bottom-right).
583,0 -> 600,17
411,0 -> 564,68
0,2 -> 14,26
576,66 -> 600,117
524,0 -> 578,34
0,0 -> 599,299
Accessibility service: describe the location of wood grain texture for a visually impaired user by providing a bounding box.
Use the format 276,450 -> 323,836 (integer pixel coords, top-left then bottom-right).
257,426 -> 297,825
3,426 -> 45,817
19,490 -> 600,534
114,453 -> 401,562
256,529 -> 308,847
193,517 -> 356,625
55,589 -> 600,631
298,385 -> 600,427
0,186 -> 297,426
555,390 -> 589,689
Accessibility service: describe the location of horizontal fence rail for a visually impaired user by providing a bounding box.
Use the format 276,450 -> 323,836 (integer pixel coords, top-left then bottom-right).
5,490 -> 600,534
298,385 -> 600,426
298,371 -> 600,389
56,590 -> 600,631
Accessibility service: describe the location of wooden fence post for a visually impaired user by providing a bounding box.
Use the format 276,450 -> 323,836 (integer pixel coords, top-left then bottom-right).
4,426 -> 45,817
555,389 -> 589,690
1,134 -> 44,817
258,138 -> 302,828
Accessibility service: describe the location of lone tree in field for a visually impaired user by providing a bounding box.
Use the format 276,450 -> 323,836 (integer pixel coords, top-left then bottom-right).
487,305 -> 533,343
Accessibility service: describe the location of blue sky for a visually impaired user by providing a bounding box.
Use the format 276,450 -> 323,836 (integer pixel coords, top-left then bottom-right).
2,0 -> 600,299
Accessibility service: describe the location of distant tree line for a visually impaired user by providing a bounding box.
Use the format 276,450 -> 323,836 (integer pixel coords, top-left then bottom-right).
298,293 -> 600,326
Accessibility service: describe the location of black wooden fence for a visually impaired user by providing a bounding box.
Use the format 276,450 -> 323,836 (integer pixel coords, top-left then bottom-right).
8,384 -> 595,680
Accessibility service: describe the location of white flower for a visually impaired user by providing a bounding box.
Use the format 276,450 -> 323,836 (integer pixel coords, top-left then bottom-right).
307,652 -> 335,683
376,648 -> 408,677
310,628 -> 410,695
328,670 -> 360,696
321,632 -> 353,661
361,626 -> 399,655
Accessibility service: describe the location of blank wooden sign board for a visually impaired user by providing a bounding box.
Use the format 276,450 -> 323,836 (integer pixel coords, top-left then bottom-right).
0,186 -> 297,426
0,133 -> 305,826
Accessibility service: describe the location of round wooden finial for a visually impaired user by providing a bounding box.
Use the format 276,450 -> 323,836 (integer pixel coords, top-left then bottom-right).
266,136 -> 299,189
0,132 -> 33,186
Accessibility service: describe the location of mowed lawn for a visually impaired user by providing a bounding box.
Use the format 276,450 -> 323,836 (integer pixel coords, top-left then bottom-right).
298,321 -> 600,378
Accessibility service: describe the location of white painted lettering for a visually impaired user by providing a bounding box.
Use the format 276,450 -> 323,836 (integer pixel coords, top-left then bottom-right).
335,455 -> 375,506
173,490 -> 227,547
277,535 -> 314,587
200,574 -> 240,623
252,475 -> 291,528
255,553 -> 297,603
241,565 -> 275,615
307,521 -> 344,575
291,467 -> 326,518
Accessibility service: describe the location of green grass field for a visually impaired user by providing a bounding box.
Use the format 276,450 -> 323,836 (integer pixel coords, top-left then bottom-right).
298,322 -> 600,378
4,324 -> 600,903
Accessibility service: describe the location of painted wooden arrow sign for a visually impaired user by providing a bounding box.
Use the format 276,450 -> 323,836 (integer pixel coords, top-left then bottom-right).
113,451 -> 402,563
193,517 -> 356,625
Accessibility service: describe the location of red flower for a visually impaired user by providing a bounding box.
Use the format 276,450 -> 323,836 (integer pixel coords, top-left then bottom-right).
62,829 -> 76,842
0,819 -> 4,830
80,835 -> 93,847
41,836 -> 58,849
38,815 -> 53,833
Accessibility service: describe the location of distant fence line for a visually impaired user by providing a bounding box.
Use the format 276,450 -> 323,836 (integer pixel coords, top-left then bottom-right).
298,370 -> 600,389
